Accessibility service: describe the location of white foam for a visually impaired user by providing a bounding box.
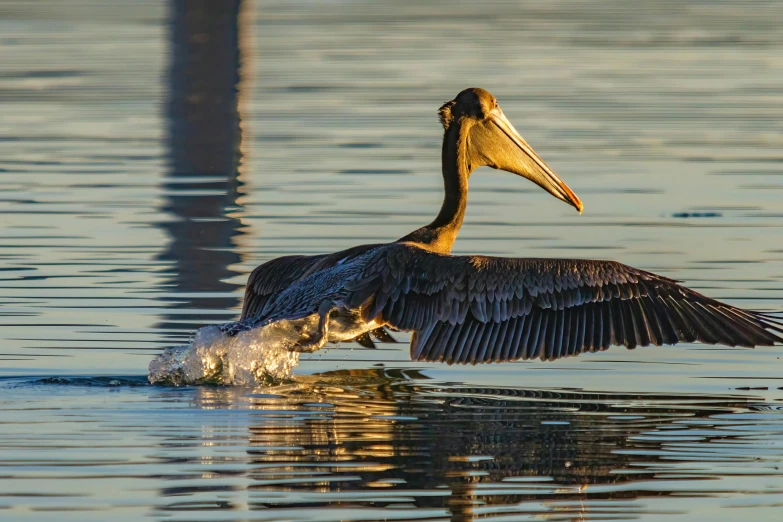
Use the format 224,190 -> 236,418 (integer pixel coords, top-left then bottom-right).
148,319 -> 309,386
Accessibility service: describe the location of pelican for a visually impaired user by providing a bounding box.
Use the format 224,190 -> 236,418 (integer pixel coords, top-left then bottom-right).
223,88 -> 782,363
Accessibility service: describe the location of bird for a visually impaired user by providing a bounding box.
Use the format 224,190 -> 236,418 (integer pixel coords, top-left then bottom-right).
222,87 -> 783,364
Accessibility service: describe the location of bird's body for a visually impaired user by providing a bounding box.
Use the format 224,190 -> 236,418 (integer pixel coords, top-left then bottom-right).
224,88 -> 783,361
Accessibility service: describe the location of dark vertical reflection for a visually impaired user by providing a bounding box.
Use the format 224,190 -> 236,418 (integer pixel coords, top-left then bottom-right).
158,0 -> 249,335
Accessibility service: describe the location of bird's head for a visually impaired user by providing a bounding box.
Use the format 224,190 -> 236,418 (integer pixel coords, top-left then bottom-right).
439,87 -> 583,214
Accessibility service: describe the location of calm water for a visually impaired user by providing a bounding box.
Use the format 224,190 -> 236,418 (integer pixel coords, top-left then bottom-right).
1,0 -> 783,520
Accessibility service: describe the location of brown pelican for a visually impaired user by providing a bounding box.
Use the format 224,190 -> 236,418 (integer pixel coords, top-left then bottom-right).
225,87 -> 782,363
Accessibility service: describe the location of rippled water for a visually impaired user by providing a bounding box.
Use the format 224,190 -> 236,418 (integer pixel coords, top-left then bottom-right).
1,0 -> 783,520
4,373 -> 783,521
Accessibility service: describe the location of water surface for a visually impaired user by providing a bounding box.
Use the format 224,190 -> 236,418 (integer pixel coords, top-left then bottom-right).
1,0 -> 783,520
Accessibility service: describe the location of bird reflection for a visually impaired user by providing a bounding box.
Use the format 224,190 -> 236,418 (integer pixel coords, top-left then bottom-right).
157,0 -> 249,336
183,371 -> 757,521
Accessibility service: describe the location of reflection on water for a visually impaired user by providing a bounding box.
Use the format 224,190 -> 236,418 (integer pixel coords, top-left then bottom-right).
157,0 -> 249,335
227,373 -> 783,521
2,372 -> 783,520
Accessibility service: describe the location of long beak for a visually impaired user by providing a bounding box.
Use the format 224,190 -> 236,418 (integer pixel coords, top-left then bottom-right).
490,110 -> 583,214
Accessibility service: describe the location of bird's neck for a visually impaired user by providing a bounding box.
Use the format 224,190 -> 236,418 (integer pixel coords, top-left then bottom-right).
398,124 -> 471,254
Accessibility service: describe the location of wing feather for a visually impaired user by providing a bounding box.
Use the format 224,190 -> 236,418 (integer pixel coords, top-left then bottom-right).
241,255 -> 323,319
573,307 -> 584,356
344,244 -> 783,364
533,311 -> 549,360
584,303 -> 596,352
522,309 -> 536,360
566,307 -> 578,357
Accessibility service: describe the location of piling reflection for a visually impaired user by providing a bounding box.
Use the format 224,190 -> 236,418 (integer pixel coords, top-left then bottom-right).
158,0 -> 249,335
178,371 -> 767,521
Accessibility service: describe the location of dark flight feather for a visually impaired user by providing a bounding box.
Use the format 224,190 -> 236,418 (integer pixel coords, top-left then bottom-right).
345,244 -> 783,364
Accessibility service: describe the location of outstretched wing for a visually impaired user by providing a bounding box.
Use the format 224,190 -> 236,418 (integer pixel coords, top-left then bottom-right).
241,254 -> 326,319
241,243 -> 386,320
345,244 -> 783,364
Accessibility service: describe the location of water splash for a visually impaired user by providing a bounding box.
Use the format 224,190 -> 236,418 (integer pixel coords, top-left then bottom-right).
148,319 -> 309,386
